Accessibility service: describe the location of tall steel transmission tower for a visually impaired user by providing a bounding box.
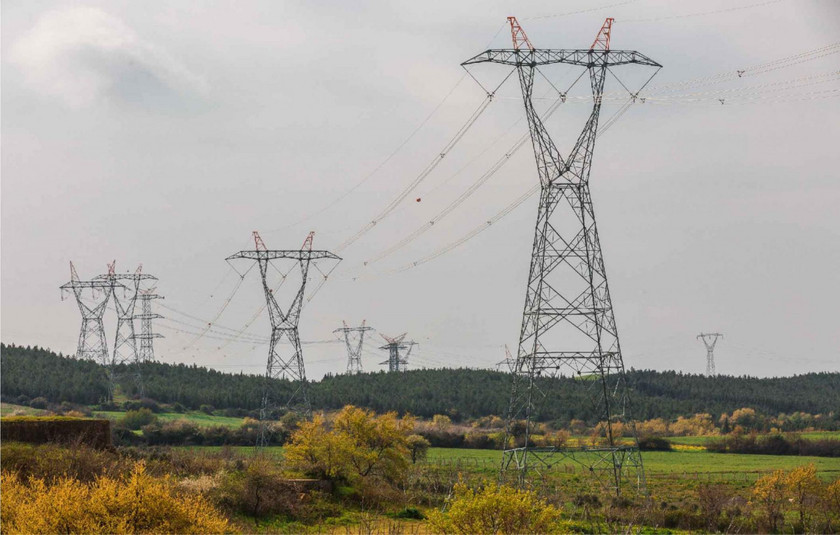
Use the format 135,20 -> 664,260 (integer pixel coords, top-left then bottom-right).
334,320 -> 374,375
463,17 -> 661,493
697,333 -> 723,376
95,263 -> 157,399
134,288 -> 164,362
379,333 -> 416,372
60,262 -> 116,367
227,231 -> 340,446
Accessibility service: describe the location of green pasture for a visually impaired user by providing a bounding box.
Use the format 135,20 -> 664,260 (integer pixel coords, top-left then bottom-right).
0,402 -> 46,417
426,447 -> 840,479
93,410 -> 245,428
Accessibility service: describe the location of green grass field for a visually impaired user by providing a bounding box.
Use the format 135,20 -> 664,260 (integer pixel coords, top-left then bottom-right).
425,447 -> 840,479
93,410 -> 245,428
0,402 -> 46,417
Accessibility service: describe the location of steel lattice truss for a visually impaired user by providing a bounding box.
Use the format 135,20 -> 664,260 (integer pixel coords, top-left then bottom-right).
227,231 -> 340,447
60,262 -> 118,368
378,333 -> 416,373
335,320 -> 373,375
697,332 -> 723,376
94,264 -> 157,398
134,289 -> 164,363
465,17 -> 661,495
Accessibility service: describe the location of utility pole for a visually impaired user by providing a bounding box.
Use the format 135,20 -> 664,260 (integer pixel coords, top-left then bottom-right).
379,333 -> 416,372
463,17 -> 661,494
227,231 -> 340,447
133,288 -> 164,362
697,333 -> 723,376
95,263 -> 157,399
60,261 -> 117,370
334,320 -> 374,375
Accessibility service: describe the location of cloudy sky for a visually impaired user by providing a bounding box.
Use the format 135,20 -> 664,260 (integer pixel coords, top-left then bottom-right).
3,0 -> 839,379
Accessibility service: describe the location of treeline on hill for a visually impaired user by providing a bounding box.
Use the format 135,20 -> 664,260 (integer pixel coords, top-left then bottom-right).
2,343 -> 839,428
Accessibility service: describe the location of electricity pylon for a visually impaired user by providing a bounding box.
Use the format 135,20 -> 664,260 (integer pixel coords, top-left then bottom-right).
133,288 -> 164,362
697,333 -> 723,376
463,17 -> 661,494
227,231 -> 340,446
496,344 -> 516,373
60,262 -> 116,368
334,320 -> 374,375
95,263 -> 157,399
379,333 -> 416,372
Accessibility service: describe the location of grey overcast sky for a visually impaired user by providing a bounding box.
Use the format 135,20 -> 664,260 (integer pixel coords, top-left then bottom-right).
2,0 -> 839,379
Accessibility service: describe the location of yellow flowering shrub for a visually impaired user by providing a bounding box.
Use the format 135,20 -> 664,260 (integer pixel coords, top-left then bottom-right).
1,462 -> 228,534
751,469 -> 787,532
427,481 -> 561,534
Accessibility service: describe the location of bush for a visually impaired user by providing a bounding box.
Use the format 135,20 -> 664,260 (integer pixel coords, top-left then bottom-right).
427,481 -> 561,534
1,442 -> 130,482
638,436 -> 672,451
0,462 -> 228,534
143,420 -> 203,446
395,507 -> 425,520
28,397 -> 48,410
113,427 -> 146,447
200,404 -> 215,415
123,398 -> 161,413
284,406 -> 414,488
212,456 -> 302,519
407,434 -> 430,464
119,409 -> 157,430
707,433 -> 840,457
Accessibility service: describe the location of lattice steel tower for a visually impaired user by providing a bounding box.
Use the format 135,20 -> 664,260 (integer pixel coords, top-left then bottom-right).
95,263 -> 157,398
227,231 -> 340,446
697,333 -> 723,376
60,262 -> 116,367
379,333 -> 416,372
463,17 -> 661,493
134,288 -> 164,362
335,320 -> 373,375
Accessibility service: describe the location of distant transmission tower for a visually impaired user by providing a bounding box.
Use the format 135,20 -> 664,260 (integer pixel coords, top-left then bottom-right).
95,263 -> 157,399
465,17 -> 661,493
133,288 -> 164,362
334,320 -> 374,374
60,262 -> 116,368
227,231 -> 340,446
379,333 -> 416,372
496,344 -> 516,373
697,333 -> 723,376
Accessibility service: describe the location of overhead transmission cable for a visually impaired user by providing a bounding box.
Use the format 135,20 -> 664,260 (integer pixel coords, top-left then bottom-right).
334,70 -> 515,253
364,98 -> 565,265
265,73 -> 468,234
646,42 -> 840,95
618,0 -> 786,24
361,67 -> 591,266
389,95 -> 638,275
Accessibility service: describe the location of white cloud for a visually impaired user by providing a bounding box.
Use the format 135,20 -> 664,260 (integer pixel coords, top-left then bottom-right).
10,6 -> 207,108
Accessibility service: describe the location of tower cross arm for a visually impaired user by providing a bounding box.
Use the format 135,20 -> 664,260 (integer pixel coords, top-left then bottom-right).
60,279 -> 125,290
93,274 -> 158,281
462,49 -> 661,68
225,250 -> 341,261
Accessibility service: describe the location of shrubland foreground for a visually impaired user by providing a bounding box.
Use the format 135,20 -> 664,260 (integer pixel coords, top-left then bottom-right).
3,405 -> 840,534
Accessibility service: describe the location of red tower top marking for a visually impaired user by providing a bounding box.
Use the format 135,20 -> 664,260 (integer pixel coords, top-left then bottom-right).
507,16 -> 534,51
252,231 -> 267,251
590,18 -> 615,51
301,231 -> 315,252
